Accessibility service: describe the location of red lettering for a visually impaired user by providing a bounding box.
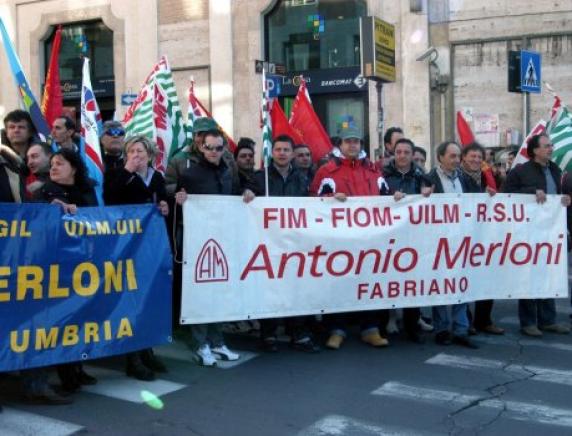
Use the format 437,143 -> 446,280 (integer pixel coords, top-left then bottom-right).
263,208 -> 278,229
358,283 -> 368,300
278,252 -> 305,278
240,244 -> 275,280
388,281 -> 400,298
370,283 -> 383,299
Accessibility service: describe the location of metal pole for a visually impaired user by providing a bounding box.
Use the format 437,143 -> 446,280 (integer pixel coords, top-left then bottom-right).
376,81 -> 384,156
523,91 -> 530,136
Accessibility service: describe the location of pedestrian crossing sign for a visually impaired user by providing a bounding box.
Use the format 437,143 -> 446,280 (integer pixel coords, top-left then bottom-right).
520,50 -> 541,93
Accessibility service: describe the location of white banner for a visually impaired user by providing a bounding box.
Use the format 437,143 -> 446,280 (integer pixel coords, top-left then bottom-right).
181,194 -> 568,324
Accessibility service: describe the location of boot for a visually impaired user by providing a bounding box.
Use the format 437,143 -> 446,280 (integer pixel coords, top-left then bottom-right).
141,349 -> 167,373
126,353 -> 155,381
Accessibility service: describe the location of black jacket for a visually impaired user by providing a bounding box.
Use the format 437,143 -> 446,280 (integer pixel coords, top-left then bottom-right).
104,168 -> 167,206
38,180 -> 98,207
253,162 -> 308,197
383,162 -> 431,195
502,160 -> 562,194
177,154 -> 240,196
426,167 -> 474,194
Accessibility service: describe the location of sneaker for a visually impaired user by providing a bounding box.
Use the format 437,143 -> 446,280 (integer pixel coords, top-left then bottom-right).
212,345 -> 240,361
521,325 -> 543,337
540,324 -> 571,334
452,335 -> 479,349
325,334 -> 344,350
361,331 -> 389,347
194,344 -> 217,367
418,317 -> 434,332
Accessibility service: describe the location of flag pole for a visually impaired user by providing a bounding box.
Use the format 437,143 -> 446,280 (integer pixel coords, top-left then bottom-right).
262,68 -> 270,197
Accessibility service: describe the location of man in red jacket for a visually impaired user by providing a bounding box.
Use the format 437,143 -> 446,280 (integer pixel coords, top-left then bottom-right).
310,125 -> 389,350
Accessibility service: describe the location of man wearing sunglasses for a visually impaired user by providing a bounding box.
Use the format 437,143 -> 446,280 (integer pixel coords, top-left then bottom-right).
175,128 -> 254,366
100,120 -> 126,172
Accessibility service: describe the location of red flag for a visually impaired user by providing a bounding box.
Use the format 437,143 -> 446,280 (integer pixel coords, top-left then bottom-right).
289,80 -> 332,163
187,85 -> 237,152
41,25 -> 63,129
456,111 -> 475,146
270,99 -> 303,144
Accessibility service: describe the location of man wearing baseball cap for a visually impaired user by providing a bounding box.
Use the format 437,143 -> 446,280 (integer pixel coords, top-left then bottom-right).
310,123 -> 390,350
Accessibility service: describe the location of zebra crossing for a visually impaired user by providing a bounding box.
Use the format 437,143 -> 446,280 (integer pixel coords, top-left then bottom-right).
0,342 -> 258,435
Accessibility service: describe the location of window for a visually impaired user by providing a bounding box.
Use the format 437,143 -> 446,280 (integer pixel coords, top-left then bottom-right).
44,20 -> 114,100
266,0 -> 367,71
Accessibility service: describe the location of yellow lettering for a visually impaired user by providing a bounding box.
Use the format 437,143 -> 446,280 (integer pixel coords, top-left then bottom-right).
104,261 -> 123,294
73,262 -> 100,297
48,265 -> 69,298
62,325 -> 79,346
64,221 -> 77,236
103,320 -> 112,340
10,220 -> 17,237
10,330 -> 29,352
96,221 -> 111,235
0,266 -> 10,302
117,318 -> 133,338
21,220 -> 31,237
116,221 -> 127,235
17,266 -> 43,300
126,259 -> 138,290
136,219 -> 143,233
35,327 -> 59,350
0,220 -> 7,237
85,222 -> 97,236
84,322 -> 100,343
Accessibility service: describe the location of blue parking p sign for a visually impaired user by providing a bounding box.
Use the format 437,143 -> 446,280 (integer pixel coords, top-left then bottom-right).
520,50 -> 541,94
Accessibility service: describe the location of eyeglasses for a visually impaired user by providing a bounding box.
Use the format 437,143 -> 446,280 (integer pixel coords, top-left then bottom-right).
297,153 -> 311,157
203,144 -> 224,152
104,128 -> 125,137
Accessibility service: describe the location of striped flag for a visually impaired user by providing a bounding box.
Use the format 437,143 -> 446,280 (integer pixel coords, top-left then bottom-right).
512,120 -> 546,168
186,79 -> 209,147
80,57 -> 104,205
0,17 -> 50,138
547,106 -> 572,173
185,81 -> 237,152
123,56 -> 186,173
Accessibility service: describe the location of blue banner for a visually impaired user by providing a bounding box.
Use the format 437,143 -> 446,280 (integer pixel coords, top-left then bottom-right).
0,203 -> 172,371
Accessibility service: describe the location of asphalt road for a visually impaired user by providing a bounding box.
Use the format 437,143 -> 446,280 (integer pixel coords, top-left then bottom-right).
2,298 -> 572,436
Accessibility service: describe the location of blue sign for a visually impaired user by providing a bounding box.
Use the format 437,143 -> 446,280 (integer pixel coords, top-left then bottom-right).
266,74 -> 282,98
121,93 -> 138,106
520,50 -> 541,94
0,203 -> 172,371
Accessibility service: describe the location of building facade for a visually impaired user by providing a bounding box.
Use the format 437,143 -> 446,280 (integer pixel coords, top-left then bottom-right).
0,0 -> 571,164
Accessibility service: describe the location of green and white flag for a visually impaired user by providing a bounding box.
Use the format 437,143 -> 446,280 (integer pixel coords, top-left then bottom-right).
123,56 -> 186,173
547,106 -> 572,173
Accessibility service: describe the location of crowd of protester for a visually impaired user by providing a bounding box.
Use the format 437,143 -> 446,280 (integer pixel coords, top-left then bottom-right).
1,108 -> 570,408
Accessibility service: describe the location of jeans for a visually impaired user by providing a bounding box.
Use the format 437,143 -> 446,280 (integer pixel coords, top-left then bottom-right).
518,299 -> 556,328
190,323 -> 224,349
432,303 -> 469,336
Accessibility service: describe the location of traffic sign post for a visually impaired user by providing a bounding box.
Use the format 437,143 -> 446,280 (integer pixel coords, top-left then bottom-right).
508,50 -> 541,94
